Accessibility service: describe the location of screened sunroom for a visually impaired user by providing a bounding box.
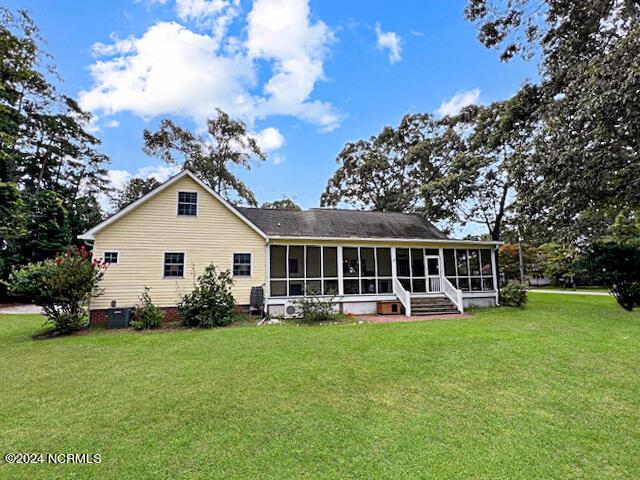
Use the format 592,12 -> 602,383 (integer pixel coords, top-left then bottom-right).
264,242 -> 499,314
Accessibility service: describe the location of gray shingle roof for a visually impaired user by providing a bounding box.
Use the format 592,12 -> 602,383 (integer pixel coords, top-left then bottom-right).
236,208 -> 449,240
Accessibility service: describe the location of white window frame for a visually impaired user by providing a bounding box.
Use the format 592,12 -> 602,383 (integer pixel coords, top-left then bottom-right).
176,190 -> 198,217
103,251 -> 119,265
163,251 -> 186,279
232,253 -> 252,277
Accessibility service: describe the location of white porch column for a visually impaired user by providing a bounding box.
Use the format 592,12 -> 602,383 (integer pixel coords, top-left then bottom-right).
264,242 -> 270,299
337,246 -> 344,296
391,247 -> 397,280
491,246 -> 499,305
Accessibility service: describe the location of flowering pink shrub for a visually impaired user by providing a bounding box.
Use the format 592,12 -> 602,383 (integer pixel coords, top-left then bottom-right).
9,246 -> 108,331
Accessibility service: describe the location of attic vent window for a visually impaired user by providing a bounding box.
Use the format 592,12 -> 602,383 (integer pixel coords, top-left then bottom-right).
177,191 -> 197,216
104,251 -> 118,264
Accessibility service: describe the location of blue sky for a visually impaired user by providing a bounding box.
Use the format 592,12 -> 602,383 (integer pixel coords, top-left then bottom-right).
8,0 -> 537,215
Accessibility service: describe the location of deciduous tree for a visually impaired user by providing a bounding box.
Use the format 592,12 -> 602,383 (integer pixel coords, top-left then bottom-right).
321,114 -> 440,212
112,177 -> 161,211
261,196 -> 301,210
143,109 -> 265,206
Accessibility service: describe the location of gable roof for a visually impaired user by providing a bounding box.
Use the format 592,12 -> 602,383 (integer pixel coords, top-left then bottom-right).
78,170 -> 266,241
237,207 -> 449,240
80,170 -> 499,245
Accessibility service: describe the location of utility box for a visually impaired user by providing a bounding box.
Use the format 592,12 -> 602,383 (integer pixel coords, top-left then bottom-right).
107,307 -> 132,329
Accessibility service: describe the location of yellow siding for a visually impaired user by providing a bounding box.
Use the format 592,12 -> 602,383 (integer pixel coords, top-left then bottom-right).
91,176 -> 265,309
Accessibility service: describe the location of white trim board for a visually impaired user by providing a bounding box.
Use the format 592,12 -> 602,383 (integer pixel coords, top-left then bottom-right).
268,236 -> 502,246
78,170 -> 267,241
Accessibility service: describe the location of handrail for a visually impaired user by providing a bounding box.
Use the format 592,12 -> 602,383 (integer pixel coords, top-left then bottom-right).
441,276 -> 464,314
393,278 -> 411,316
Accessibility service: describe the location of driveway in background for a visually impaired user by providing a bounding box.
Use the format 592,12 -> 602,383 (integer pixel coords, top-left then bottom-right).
0,304 -> 43,314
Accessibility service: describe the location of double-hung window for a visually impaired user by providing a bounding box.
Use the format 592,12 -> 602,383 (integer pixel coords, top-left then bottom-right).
177,192 -> 197,216
163,252 -> 185,278
233,253 -> 251,276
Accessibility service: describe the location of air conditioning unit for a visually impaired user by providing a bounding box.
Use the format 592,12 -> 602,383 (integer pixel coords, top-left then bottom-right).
284,300 -> 303,318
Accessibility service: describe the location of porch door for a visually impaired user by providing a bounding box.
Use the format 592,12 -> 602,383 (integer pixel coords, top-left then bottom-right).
425,255 -> 441,292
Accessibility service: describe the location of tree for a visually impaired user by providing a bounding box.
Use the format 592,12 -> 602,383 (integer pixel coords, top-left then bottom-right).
261,196 -> 301,210
321,114 -> 441,212
143,109 -> 265,206
531,242 -> 574,286
421,88 -> 538,241
0,9 -> 110,196
112,177 -> 161,211
465,0 -> 640,243
0,8 -> 110,298
499,243 -> 521,283
609,210 -> 640,243
22,190 -> 71,264
0,182 -> 27,297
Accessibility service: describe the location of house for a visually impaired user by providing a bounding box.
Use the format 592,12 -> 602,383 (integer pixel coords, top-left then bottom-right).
79,170 -> 500,321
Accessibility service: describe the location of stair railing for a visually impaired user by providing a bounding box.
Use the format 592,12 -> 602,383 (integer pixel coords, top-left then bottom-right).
393,278 -> 411,316
441,276 -> 464,314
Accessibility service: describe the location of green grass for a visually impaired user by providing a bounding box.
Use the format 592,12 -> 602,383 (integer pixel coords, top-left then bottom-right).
1,294 -> 639,479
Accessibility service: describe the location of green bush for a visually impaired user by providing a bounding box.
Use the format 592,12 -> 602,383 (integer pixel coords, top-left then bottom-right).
578,241 -> 640,311
131,287 -> 164,330
8,246 -> 107,332
295,286 -> 338,323
178,264 -> 235,328
501,282 -> 528,307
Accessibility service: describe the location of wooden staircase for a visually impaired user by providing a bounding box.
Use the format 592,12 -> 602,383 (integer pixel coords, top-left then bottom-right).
410,295 -> 459,316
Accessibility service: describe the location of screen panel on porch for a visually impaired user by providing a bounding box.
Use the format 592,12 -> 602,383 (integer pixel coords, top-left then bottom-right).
443,248 -> 494,291
270,245 -> 339,297
270,245 -> 393,297
342,247 -> 392,295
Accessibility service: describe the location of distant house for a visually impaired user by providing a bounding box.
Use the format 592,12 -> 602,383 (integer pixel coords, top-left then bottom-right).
80,170 -> 500,321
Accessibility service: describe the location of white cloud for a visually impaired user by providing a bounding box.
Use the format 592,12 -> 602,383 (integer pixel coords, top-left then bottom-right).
437,88 -> 481,117
246,0 -> 340,131
271,153 -> 285,165
80,22 -> 255,123
175,0 -> 240,40
253,127 -> 285,151
375,23 -> 402,64
107,169 -> 133,190
135,164 -> 181,182
79,0 -> 340,132
106,119 -> 120,128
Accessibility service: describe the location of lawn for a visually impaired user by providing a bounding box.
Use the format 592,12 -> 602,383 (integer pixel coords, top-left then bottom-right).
1,294 -> 639,479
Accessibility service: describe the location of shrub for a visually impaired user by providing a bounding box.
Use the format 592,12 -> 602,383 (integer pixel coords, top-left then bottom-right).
578,241 -> 640,311
178,264 -> 235,328
131,287 -> 164,330
8,246 -> 107,332
295,287 -> 338,323
501,282 -> 528,307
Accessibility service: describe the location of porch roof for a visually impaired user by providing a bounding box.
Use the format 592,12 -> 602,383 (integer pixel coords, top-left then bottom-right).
237,207 -> 449,240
